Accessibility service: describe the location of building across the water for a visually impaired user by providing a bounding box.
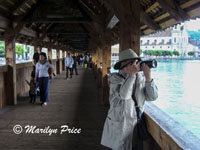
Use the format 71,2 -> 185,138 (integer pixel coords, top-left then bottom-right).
140,23 -> 199,56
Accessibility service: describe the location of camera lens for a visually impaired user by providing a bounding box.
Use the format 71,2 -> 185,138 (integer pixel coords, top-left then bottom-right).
151,59 -> 157,68
140,59 -> 157,69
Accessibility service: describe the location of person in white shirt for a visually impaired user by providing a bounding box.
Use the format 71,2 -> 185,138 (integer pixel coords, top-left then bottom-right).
35,52 -> 54,106
65,53 -> 74,79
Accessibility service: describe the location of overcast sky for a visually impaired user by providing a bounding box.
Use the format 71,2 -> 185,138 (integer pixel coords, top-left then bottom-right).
185,18 -> 200,31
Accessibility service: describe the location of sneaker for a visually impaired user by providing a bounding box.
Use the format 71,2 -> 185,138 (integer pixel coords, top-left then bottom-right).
42,102 -> 47,106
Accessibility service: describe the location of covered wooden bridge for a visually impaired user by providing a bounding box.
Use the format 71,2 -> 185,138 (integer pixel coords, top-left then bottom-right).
0,0 -> 200,149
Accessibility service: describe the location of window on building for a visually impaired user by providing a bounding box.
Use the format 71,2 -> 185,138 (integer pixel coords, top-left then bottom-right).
174,38 -> 176,43
160,46 -> 162,48
147,40 -> 150,43
140,40 -> 143,44
154,39 -> 157,43
153,46 -> 154,48
145,46 -> 147,48
162,39 -> 164,43
169,39 -> 172,43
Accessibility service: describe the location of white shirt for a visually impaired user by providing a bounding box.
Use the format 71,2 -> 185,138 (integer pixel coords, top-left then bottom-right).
36,61 -> 54,78
65,57 -> 74,68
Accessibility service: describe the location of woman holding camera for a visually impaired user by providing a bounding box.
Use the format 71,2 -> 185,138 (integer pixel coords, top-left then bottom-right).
101,49 -> 158,150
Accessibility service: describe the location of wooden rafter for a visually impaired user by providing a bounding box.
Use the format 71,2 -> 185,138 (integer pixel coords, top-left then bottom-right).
6,0 -> 15,5
181,0 -> 200,9
156,0 -> 190,22
4,1 -> 39,40
140,10 -> 161,31
145,2 -> 160,13
47,35 -> 59,48
33,23 -> 53,45
0,4 -> 9,11
87,0 -> 107,16
12,0 -> 31,15
24,17 -> 91,23
79,0 -> 104,23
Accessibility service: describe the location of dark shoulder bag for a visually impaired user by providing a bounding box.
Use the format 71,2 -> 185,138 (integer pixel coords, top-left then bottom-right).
133,74 -> 151,141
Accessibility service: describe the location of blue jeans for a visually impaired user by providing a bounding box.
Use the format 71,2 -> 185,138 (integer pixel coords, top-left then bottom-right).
38,77 -> 49,102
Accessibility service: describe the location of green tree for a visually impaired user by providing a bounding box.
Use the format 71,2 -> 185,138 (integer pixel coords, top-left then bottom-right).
0,41 -> 5,57
173,51 -> 180,56
16,45 -> 24,56
140,49 -> 143,55
188,51 -> 195,56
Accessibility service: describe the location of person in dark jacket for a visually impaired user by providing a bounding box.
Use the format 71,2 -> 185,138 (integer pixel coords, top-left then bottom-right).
72,53 -> 78,75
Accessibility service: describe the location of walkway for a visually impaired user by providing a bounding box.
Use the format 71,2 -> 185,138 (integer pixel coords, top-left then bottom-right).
0,67 -> 110,150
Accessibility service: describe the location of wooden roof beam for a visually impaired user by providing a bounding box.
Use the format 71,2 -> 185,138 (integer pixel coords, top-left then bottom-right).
12,0 -> 32,15
88,0 -> 107,16
156,0 -> 190,22
79,0 -> 104,23
33,23 -> 53,45
24,17 -> 91,23
79,0 -> 96,16
0,4 -> 9,11
145,2 -> 160,13
152,0 -> 200,23
7,0 -> 15,5
140,10 -> 161,31
4,2 -> 39,39
46,35 -> 59,48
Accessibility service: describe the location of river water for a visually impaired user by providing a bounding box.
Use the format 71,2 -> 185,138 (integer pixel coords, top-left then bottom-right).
111,60 -> 200,139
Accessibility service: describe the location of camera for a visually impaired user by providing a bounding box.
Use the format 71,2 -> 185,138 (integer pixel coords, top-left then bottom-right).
120,59 -> 157,70
139,59 -> 157,69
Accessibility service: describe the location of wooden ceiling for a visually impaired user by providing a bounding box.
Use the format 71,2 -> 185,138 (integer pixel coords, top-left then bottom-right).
0,0 -> 199,51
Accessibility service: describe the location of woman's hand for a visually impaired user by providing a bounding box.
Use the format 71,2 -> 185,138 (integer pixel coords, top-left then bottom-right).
141,63 -> 152,82
123,60 -> 140,76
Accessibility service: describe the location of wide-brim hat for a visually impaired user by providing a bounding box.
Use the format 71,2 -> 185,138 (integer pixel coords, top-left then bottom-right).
114,48 -> 140,70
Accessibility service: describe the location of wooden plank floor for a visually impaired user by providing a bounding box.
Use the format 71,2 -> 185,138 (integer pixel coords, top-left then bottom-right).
0,67 -> 110,150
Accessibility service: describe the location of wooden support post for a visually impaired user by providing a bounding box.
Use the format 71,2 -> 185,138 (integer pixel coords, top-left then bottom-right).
96,47 -> 103,88
108,0 -> 140,55
48,47 -> 54,79
102,44 -> 111,106
48,47 -> 52,60
34,44 -> 38,53
56,49 -> 61,74
62,50 -> 65,71
4,37 -> 17,105
92,50 -> 97,79
120,2 -> 140,55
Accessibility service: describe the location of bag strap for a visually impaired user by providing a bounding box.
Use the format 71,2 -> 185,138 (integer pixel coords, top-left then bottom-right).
132,73 -> 138,106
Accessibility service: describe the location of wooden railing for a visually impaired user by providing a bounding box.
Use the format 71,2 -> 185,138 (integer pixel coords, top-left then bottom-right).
144,102 -> 200,150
